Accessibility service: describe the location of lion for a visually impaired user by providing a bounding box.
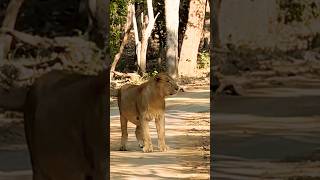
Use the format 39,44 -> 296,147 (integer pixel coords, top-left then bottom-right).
117,72 -> 180,152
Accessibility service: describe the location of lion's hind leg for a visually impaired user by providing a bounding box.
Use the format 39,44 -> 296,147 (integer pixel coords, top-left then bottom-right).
135,125 -> 144,148
119,116 -> 128,151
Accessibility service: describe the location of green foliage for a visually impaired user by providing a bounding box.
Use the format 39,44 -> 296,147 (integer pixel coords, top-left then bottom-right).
110,0 -> 147,60
150,70 -> 159,77
197,51 -> 210,69
277,0 -> 320,24
134,70 -> 159,80
110,0 -> 129,59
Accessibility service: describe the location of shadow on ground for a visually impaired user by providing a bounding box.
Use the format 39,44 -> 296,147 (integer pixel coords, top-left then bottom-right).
213,87 -> 320,179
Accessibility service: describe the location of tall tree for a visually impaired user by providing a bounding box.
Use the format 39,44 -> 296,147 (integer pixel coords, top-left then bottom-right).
132,0 -> 159,73
165,0 -> 180,78
178,0 -> 207,77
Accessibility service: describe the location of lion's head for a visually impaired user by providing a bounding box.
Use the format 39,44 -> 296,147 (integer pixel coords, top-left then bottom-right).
153,73 -> 180,97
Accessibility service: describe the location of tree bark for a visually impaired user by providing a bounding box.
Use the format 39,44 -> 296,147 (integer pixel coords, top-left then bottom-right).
178,0 -> 207,77
132,6 -> 141,71
139,0 -> 159,73
132,1 -> 159,74
139,13 -> 148,73
165,0 -> 180,78
0,0 -> 25,61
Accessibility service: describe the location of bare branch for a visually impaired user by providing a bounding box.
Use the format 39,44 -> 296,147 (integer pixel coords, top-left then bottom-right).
1,28 -> 56,48
130,0 -> 159,73
110,3 -> 134,78
147,0 -> 154,21
132,4 -> 140,44
0,0 -> 25,60
0,28 -> 55,48
111,71 -> 141,80
145,12 -> 160,41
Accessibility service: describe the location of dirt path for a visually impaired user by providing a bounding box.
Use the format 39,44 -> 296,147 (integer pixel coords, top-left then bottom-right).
110,86 -> 210,180
214,86 -> 320,179
0,86 -> 210,180
0,115 -> 32,180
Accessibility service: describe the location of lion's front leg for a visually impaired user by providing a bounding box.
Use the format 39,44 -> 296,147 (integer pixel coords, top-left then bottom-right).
155,114 -> 169,152
140,116 -> 153,152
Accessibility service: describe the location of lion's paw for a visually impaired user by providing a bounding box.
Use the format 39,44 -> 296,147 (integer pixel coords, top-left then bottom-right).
119,146 -> 127,151
142,144 -> 153,153
159,145 -> 169,152
138,141 -> 144,148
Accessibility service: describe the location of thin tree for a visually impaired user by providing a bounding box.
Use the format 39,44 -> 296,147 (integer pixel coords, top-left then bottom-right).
132,0 -> 159,73
178,0 -> 207,77
165,0 -> 180,78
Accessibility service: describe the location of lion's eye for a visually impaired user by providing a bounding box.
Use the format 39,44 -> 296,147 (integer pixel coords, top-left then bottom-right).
167,80 -> 170,83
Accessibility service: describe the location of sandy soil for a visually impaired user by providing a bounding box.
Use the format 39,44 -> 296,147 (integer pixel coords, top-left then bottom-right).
110,86 -> 210,180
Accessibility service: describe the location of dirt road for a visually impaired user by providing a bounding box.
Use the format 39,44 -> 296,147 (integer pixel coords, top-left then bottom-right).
214,86 -> 320,179
0,86 -> 210,180
2,84 -> 320,179
0,115 -> 32,180
110,86 -> 210,180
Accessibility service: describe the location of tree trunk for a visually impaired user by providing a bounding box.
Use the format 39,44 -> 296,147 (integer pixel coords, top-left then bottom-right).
139,0 -> 158,73
178,0 -> 206,77
132,0 -> 159,74
0,0 -> 25,61
132,5 -> 141,72
165,0 -> 180,78
139,13 -> 148,73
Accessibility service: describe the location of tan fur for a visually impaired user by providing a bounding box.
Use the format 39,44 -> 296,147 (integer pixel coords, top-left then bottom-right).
117,73 -> 179,152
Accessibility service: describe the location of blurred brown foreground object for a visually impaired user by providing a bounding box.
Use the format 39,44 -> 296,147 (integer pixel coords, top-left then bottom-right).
0,70 -> 108,180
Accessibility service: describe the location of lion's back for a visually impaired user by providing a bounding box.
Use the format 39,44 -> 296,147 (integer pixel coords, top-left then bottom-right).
117,84 -> 141,119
